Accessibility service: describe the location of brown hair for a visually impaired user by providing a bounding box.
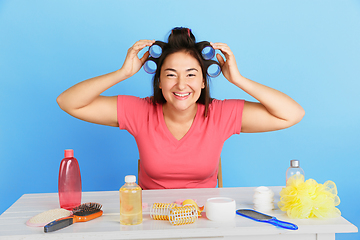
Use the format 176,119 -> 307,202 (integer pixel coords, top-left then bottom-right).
151,27 -> 213,117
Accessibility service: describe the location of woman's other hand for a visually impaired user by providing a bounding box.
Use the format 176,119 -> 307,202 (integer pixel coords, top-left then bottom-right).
120,40 -> 155,78
211,42 -> 242,84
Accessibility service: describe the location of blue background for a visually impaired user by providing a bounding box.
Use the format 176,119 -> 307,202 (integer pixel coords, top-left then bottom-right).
0,0 -> 359,239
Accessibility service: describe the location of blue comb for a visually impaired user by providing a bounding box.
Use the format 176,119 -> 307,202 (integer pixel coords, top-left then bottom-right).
236,209 -> 298,230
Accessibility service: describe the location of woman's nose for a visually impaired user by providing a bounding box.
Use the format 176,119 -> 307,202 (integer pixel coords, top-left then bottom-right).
177,76 -> 187,90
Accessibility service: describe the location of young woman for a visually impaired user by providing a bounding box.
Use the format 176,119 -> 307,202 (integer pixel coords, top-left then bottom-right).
57,27 -> 305,189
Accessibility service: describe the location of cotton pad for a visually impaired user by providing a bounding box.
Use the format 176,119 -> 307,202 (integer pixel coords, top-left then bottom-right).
26,208 -> 71,227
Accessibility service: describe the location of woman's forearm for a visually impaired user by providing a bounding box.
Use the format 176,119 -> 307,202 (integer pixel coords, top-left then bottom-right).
211,42 -> 304,132
233,74 -> 305,124
56,40 -> 154,127
56,69 -> 126,111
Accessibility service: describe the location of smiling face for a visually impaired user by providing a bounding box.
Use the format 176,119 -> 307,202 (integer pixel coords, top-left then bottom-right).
159,51 -> 205,114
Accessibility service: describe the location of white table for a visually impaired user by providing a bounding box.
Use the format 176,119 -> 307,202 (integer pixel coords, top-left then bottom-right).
0,187 -> 357,240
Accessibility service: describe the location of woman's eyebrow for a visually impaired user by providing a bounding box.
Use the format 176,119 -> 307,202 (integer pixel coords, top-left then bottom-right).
164,68 -> 198,72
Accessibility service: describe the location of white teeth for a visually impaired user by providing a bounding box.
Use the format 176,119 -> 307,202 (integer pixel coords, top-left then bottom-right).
174,93 -> 190,97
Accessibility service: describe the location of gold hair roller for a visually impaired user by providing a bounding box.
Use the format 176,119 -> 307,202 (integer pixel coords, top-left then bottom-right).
150,203 -> 198,225
168,205 -> 198,226
150,203 -> 176,220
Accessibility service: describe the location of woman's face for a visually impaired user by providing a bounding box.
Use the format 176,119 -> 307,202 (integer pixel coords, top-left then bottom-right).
159,51 -> 205,113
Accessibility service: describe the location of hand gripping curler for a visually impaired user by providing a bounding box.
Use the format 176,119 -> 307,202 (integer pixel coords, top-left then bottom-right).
144,41 -> 166,74
196,41 -> 222,77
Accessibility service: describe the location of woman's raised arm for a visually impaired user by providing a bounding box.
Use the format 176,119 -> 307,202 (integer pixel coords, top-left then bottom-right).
56,40 -> 154,127
212,42 -> 305,133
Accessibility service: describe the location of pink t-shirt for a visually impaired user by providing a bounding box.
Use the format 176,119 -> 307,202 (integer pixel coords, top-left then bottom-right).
117,95 -> 244,189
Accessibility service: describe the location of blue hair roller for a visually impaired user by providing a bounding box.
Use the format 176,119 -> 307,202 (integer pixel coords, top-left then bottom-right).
144,41 -> 166,74
206,61 -> 221,78
143,58 -> 157,74
149,45 -> 162,58
201,45 -> 215,60
144,40 -> 221,76
196,41 -> 215,60
149,41 -> 166,59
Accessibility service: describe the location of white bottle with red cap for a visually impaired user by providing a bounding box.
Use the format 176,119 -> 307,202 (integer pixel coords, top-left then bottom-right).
58,149 -> 82,210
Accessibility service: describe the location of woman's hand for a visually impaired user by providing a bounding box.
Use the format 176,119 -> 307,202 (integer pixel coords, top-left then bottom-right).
211,42 -> 242,84
120,40 -> 155,78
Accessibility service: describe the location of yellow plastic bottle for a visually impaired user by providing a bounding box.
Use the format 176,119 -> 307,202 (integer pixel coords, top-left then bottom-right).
119,175 -> 142,225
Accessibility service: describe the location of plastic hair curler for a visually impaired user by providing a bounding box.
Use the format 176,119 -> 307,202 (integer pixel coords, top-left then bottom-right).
144,41 -> 166,74
168,205 -> 198,226
150,203 -> 176,220
150,203 -> 198,226
149,41 -> 166,59
196,41 -> 215,60
143,57 -> 158,74
205,60 -> 222,78
144,40 -> 221,77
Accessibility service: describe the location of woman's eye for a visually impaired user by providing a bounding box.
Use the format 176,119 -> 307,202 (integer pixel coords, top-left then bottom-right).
188,74 -> 196,77
167,74 -> 176,77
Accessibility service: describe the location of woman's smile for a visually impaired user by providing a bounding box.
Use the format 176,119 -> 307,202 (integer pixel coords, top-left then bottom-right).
173,92 -> 191,99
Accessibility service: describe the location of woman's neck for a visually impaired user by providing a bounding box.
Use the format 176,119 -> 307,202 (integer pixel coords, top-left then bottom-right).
162,103 -> 198,124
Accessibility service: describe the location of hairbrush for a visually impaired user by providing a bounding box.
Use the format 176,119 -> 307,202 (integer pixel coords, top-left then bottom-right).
236,209 -> 298,230
44,202 -> 103,233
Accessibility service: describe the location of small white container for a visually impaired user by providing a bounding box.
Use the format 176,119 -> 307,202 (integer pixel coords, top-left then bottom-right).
253,186 -> 274,212
253,186 -> 274,199
205,197 -> 236,221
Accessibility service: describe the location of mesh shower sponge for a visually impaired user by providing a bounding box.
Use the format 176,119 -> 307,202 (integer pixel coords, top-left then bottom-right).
278,174 -> 341,219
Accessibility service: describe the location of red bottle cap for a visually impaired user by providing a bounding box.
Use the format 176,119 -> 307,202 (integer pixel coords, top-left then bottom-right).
64,149 -> 74,158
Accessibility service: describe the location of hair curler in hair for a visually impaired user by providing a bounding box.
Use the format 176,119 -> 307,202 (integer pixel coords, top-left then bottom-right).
144,41 -> 166,74
143,57 -> 158,74
205,60 -> 222,78
196,41 -> 215,60
172,27 -> 191,37
149,41 -> 166,59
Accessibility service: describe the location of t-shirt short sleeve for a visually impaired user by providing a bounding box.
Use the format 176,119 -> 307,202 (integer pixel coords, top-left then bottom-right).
209,99 -> 244,141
